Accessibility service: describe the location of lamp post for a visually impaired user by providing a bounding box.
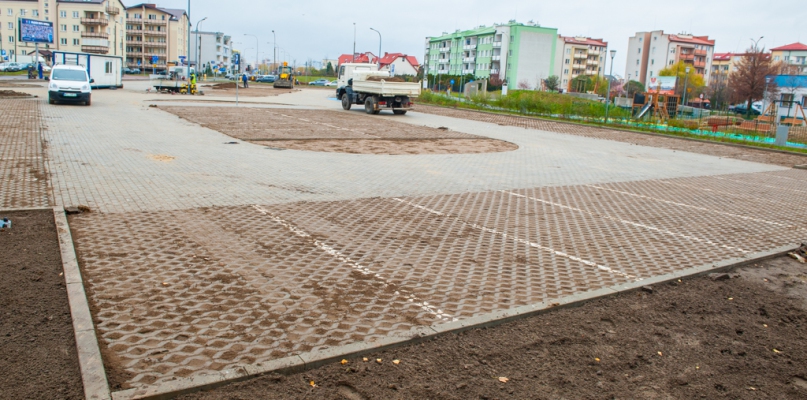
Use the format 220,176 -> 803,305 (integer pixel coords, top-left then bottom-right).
186,0 -> 191,89
195,17 -> 207,76
604,49 -> 616,124
682,66 -> 691,107
750,36 -> 764,52
271,30 -> 276,74
763,76 -> 772,124
369,27 -> 381,69
244,34 -> 258,74
352,23 -> 356,62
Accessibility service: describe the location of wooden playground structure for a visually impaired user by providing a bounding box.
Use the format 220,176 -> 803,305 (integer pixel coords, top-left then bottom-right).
631,92 -> 680,122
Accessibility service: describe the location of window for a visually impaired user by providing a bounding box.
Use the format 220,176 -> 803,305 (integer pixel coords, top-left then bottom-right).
32,10 -> 38,16
20,9 -> 26,16
566,48 -> 570,54
636,59 -> 639,65
8,36 -> 12,43
60,38 -> 66,45
510,35 -> 514,42
73,38 -> 79,45
638,48 -> 641,54
60,10 -> 66,17
508,50 -> 512,56
651,59 -> 654,65
649,71 -> 653,77
563,69 -> 568,74
7,8 -> 12,16
73,25 -> 79,32
669,60 -> 674,65
105,61 -> 112,73
565,58 -> 569,64
60,24 -> 66,32
7,22 -> 11,30
73,11 -> 79,18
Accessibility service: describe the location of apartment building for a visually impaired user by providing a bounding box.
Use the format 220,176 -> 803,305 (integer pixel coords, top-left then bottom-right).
424,21 -> 559,90
771,42 -> 807,75
625,30 -> 715,86
0,0 -> 126,62
711,52 -> 772,82
189,30 -> 232,73
124,3 -> 187,71
554,36 -> 608,92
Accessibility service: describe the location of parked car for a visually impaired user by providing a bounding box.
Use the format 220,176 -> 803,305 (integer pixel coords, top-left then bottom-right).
48,64 -> 94,106
255,75 -> 276,83
225,73 -> 236,80
324,80 -> 338,87
730,102 -> 762,116
1,62 -> 23,72
123,67 -> 141,74
308,79 -> 330,86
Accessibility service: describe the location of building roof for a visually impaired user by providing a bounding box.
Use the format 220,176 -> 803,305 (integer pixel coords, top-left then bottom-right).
559,36 -> 607,47
125,3 -> 187,21
771,42 -> 807,51
378,53 -> 420,68
669,34 -> 715,46
337,52 -> 377,65
713,52 -> 732,61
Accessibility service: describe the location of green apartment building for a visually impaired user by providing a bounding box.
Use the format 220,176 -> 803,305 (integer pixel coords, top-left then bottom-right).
424,21 -> 559,90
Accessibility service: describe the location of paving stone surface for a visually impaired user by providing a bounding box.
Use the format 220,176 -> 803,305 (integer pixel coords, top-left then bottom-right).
69,168 -> 807,389
0,98 -> 50,209
22,85 -> 805,392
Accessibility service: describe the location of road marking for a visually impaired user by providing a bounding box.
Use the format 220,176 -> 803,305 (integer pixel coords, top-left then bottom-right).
392,198 -> 637,280
586,185 -> 789,228
251,205 -> 455,322
657,179 -> 799,208
502,190 -> 750,254
712,176 -> 807,195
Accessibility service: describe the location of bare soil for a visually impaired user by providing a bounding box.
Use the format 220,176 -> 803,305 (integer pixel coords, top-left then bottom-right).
199,83 -> 298,98
0,89 -> 34,97
162,106 -> 517,155
414,104 -> 807,167
182,256 -> 807,399
0,210 -> 84,399
366,76 -> 406,82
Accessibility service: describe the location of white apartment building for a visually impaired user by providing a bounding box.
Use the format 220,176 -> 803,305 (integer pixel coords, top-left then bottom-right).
189,30 -> 232,74
625,30 -> 715,86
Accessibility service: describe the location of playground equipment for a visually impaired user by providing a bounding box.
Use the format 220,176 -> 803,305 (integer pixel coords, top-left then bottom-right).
756,103 -> 779,123
632,92 -> 680,122
781,103 -> 806,126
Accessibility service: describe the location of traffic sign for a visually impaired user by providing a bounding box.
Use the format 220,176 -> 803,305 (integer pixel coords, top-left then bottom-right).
219,67 -> 226,73
178,56 -> 186,64
233,53 -> 240,65
450,79 -> 455,85
151,56 -> 158,64
0,49 -> 5,56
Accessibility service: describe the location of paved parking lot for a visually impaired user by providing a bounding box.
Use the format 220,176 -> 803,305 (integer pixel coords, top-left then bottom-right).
4,82 -> 805,392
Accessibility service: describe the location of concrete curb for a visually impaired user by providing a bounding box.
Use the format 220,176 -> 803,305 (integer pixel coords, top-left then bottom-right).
795,164 -> 807,170
110,243 -> 797,400
53,206 -> 111,400
418,104 -> 807,160
0,206 -> 53,212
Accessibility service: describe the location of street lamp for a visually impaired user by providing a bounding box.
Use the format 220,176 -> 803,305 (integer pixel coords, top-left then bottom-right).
352,23 -> 356,62
750,36 -> 764,52
369,27 -> 381,69
763,76 -> 772,123
195,17 -> 207,76
604,49 -> 616,124
682,66 -> 691,107
186,0 -> 191,88
244,34 -> 259,74
271,30 -> 276,74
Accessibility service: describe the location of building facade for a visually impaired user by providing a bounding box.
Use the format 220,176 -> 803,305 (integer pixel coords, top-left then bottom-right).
424,21 -> 559,90
771,42 -> 807,75
554,36 -> 608,92
124,3 -> 187,71
189,30 -> 232,74
0,0 -> 126,62
378,52 -> 419,76
625,30 -> 715,86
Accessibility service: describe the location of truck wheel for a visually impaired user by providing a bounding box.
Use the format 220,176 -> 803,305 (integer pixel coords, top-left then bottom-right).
341,94 -> 352,110
393,110 -> 407,115
364,97 -> 376,114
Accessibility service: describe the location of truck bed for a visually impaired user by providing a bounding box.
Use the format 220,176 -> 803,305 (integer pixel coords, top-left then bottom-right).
352,80 -> 420,97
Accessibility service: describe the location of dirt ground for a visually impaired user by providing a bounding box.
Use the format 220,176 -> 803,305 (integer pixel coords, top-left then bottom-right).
162,106 -> 517,155
0,89 -> 34,97
0,210 -> 84,399
182,255 -> 807,400
414,104 -> 807,167
198,82 -> 298,98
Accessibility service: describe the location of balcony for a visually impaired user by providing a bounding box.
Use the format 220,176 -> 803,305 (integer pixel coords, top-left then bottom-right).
106,6 -> 120,15
144,42 -> 166,47
81,18 -> 109,26
81,32 -> 108,39
439,47 -> 449,53
694,49 -> 707,56
492,41 -> 501,48
82,45 -> 109,54
127,51 -> 143,57
461,69 -> 474,74
143,31 -> 167,37
462,57 -> 475,62
491,55 -> 501,61
586,59 -> 597,65
438,59 -> 448,64
679,53 -> 694,61
126,18 -> 143,24
143,19 -> 167,26
463,44 -> 476,50
127,40 -> 143,45
490,69 -> 499,74
694,60 -> 706,68
574,53 -> 587,59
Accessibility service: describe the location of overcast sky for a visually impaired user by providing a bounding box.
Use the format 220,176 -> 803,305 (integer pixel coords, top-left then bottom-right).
156,0 -> 801,75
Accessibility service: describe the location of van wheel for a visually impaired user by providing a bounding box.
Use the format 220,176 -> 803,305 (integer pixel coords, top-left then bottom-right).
48,97 -> 55,105
393,110 -> 407,115
85,96 -> 91,106
341,93 -> 352,110
364,96 -> 376,114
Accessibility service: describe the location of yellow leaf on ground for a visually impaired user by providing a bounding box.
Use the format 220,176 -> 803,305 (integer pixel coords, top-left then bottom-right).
309,380 -> 316,387
376,358 -> 382,364
393,359 -> 400,365
340,359 -> 348,365
657,351 -> 663,356
498,377 -> 509,383
362,357 -> 368,362
594,358 -> 600,362
773,349 -> 781,353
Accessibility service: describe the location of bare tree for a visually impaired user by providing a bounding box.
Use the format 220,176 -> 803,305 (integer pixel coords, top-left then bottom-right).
727,46 -> 781,117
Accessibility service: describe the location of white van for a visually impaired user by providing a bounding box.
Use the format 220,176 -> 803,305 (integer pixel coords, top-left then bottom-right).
48,64 -> 94,106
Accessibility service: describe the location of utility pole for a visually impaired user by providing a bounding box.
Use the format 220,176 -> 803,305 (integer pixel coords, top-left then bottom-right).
352,23 -> 356,62
604,49 -> 616,124
370,28 -> 381,69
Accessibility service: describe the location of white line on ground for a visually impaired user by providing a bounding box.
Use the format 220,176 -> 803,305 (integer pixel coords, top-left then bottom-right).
586,185 -> 789,227
711,176 -> 807,194
392,198 -> 637,281
251,204 -> 456,322
502,190 -> 750,254
656,179 -> 794,208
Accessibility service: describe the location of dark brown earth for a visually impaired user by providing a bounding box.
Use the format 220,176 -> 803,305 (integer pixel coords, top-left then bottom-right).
0,89 -> 33,97
181,256 -> 807,400
414,104 -> 807,167
199,82 -> 298,98
0,210 -> 84,399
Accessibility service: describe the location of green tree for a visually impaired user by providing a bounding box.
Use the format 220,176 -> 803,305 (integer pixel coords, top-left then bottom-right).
624,80 -> 644,98
571,75 -> 589,93
325,62 -> 334,77
659,61 -> 705,98
544,75 -> 560,91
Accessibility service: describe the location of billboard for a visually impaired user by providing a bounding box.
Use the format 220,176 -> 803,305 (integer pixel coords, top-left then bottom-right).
645,76 -> 677,95
19,18 -> 54,44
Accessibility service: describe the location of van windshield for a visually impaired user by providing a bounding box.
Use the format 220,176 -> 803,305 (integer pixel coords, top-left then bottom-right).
52,69 -> 88,81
